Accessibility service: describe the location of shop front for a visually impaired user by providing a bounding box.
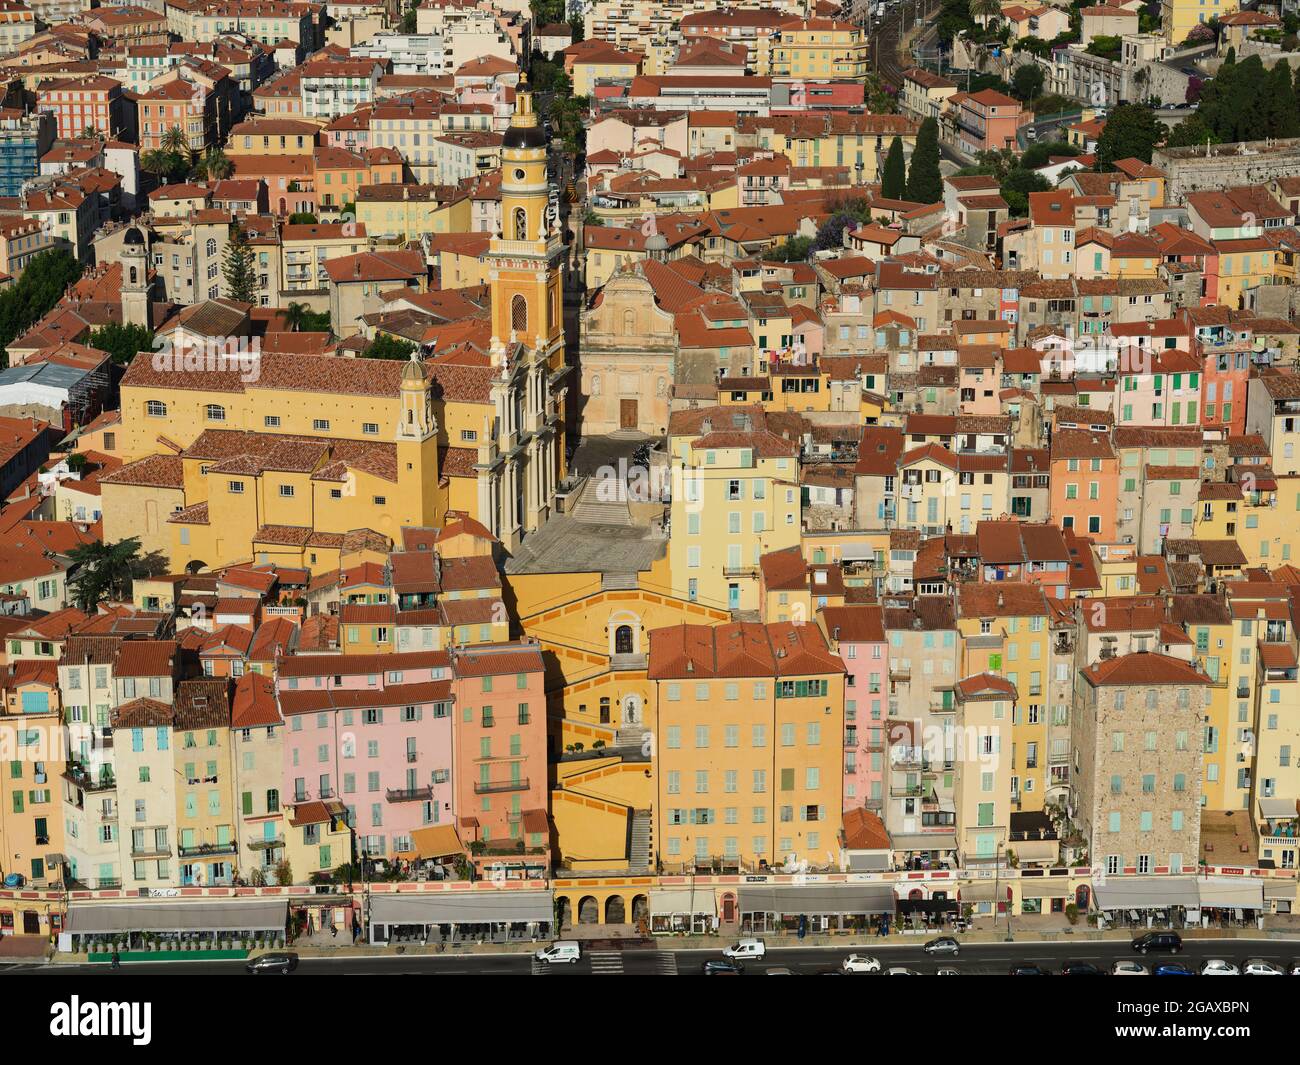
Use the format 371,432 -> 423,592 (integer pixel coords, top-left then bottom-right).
1091,875 -> 1199,929
1195,876 -> 1264,929
368,889 -> 553,946
738,883 -> 895,934
648,887 -> 716,934
64,899 -> 288,957
1018,875 -> 1072,915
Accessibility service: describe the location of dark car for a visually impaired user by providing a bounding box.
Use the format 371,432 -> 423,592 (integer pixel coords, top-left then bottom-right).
702,958 -> 744,975
922,936 -> 960,956
246,952 -> 299,974
1131,931 -> 1182,955
1060,962 -> 1103,975
1153,962 -> 1195,976
1009,964 -> 1051,975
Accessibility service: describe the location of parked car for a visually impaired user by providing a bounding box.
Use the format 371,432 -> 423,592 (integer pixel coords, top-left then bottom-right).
884,967 -> 920,975
1242,959 -> 1285,976
1060,962 -> 1103,975
535,942 -> 580,965
1290,960 -> 1300,976
702,958 -> 744,975
1131,931 -> 1182,954
841,954 -> 881,973
1009,964 -> 1051,975
922,936 -> 960,956
765,967 -> 796,976
1153,962 -> 1195,976
1111,960 -> 1149,976
246,952 -> 298,975
723,938 -> 766,960
1200,959 -> 1240,976
936,967 -> 960,976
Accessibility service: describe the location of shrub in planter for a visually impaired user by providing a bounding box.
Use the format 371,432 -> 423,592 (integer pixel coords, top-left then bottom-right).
1065,902 -> 1080,926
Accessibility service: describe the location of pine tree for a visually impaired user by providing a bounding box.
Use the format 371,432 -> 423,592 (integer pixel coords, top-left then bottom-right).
905,118 -> 942,204
222,221 -> 256,304
881,137 -> 906,199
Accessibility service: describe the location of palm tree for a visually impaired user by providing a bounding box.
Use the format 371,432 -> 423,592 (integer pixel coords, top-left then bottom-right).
79,125 -> 103,140
970,0 -> 1001,27
141,149 -> 172,178
284,302 -> 311,332
160,125 -> 189,155
191,146 -> 232,181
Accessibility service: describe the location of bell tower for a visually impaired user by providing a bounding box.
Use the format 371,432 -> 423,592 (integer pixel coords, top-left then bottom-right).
481,74 -> 568,550
121,226 -> 150,329
395,351 -> 443,529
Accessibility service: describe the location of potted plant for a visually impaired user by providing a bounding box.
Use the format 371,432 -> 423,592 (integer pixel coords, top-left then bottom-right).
1065,902 -> 1080,926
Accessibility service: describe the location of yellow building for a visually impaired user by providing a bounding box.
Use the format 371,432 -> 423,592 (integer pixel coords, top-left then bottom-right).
284,800 -> 352,883
957,583 -> 1051,812
667,412 -> 801,613
1162,0 -> 1237,46
648,621 -> 846,871
952,672 -> 1016,869
761,17 -> 868,81
354,184 -> 472,243
173,678 -> 239,886
569,43 -> 642,96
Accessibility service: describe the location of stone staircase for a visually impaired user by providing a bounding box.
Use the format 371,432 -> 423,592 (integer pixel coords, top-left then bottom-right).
570,479 -> 633,526
629,808 -> 652,874
614,725 -> 649,751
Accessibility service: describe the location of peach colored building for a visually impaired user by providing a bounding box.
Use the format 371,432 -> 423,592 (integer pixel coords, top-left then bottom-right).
1049,428 -> 1119,540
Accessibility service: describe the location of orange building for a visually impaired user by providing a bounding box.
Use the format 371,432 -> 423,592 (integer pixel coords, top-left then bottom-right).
1049,428 -> 1119,541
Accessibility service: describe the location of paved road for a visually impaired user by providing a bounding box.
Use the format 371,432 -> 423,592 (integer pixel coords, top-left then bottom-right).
12,938 -> 1300,976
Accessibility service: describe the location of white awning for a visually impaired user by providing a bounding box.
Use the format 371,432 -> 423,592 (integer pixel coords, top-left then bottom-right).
1092,875 -> 1199,910
838,543 -> 875,561
370,889 -> 553,925
890,832 -> 957,852
649,888 -> 715,916
1263,878 -> 1297,901
1197,876 -> 1264,910
739,883 -> 895,915
1258,797 -> 1297,819
67,900 -> 287,934
958,880 -> 1009,903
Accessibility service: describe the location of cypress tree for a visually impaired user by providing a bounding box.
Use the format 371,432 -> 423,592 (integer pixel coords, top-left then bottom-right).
881,137 -> 906,199
905,117 -> 942,204
222,221 -> 257,305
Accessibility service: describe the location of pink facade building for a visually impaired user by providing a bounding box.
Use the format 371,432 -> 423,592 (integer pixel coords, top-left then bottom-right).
276,650 -> 455,859
820,604 -> 888,813
450,642 -> 550,877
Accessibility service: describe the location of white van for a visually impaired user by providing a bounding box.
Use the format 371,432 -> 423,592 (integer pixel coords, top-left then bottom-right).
535,941 -> 581,964
723,938 -> 766,960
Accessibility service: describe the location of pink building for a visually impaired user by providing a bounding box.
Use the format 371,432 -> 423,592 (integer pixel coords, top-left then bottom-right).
820,604 -> 888,813
1115,347 -> 1202,427
276,650 -> 455,860
450,642 -> 550,878
951,88 -> 1030,155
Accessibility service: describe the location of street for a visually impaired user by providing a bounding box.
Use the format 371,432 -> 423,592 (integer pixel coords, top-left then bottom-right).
12,937 -> 1300,976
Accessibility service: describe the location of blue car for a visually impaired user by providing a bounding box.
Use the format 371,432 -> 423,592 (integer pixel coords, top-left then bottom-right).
1153,962 -> 1195,976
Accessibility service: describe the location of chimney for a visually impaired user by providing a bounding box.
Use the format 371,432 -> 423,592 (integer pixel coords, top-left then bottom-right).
701,417 -> 712,434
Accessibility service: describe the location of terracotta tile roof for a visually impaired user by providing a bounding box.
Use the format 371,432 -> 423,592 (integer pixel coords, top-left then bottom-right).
1082,651 -> 1211,686
648,621 -> 845,679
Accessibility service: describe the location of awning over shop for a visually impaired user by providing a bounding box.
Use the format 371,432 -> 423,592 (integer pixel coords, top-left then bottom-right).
649,888 -> 715,916
1092,875 -> 1199,910
67,900 -> 287,935
1197,876 -> 1264,910
1020,878 -> 1072,899
890,832 -> 957,852
1263,878 -> 1297,901
370,890 -> 553,926
739,883 -> 895,916
958,881 -> 1008,903
409,825 -> 464,860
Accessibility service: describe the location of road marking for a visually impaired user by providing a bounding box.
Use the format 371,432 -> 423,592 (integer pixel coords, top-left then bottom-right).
589,951 -> 625,975
656,953 -> 678,975
530,958 -> 550,975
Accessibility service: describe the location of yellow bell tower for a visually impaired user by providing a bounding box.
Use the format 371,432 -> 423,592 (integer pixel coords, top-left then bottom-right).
480,74 -> 569,549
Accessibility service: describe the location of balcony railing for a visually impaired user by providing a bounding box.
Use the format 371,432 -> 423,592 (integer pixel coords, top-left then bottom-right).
248,836 -> 285,850
385,786 -> 433,803
177,841 -> 238,858
473,778 -> 529,795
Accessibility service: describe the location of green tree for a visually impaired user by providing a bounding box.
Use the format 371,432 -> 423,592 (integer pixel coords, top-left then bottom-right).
881,136 -> 906,199
1265,60 -> 1299,139
400,0 -> 417,32
221,221 -> 257,304
1020,139 -> 1080,169
1165,112 -> 1218,149
66,538 -> 162,610
79,126 -> 103,139
282,302 -> 313,331
1001,166 -> 1051,216
366,332 -> 418,360
287,212 -> 318,225
1011,63 -> 1044,103
768,235 -> 814,262
160,126 -> 189,156
87,322 -> 154,366
190,147 -> 232,181
905,117 -> 942,204
0,248 -> 84,367
1094,103 -> 1163,169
